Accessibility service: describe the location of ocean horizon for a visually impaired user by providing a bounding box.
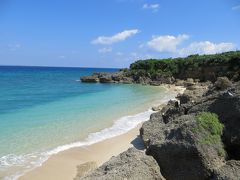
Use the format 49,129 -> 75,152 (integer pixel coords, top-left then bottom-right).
0,66 -> 176,179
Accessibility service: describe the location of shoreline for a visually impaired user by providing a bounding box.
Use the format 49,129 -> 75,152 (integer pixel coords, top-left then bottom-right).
19,84 -> 185,180
20,124 -> 143,180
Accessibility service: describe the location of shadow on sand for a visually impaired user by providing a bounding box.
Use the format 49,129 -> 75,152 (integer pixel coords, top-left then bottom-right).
130,135 -> 145,150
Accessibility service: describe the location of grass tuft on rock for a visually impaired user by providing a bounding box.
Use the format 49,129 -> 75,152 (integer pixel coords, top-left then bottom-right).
196,112 -> 224,144
193,112 -> 225,156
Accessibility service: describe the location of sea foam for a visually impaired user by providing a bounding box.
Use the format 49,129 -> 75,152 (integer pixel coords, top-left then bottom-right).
1,109 -> 154,180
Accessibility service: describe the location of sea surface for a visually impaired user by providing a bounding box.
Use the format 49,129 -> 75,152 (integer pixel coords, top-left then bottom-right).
0,66 -> 176,179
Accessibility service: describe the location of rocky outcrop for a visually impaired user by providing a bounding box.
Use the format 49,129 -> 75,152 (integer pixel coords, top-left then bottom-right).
79,69 -> 240,180
80,148 -> 165,180
140,79 -> 240,180
80,71 -> 134,84
80,51 -> 240,86
140,113 -> 225,180
187,81 -> 240,160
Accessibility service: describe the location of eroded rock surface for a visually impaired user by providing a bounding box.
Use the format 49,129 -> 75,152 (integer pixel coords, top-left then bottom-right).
140,80 -> 240,180
80,148 -> 164,180
213,160 -> 240,180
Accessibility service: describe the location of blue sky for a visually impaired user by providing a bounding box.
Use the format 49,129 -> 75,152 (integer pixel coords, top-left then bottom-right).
0,0 -> 240,68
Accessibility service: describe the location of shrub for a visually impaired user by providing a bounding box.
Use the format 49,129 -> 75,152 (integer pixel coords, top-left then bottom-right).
196,112 -> 223,136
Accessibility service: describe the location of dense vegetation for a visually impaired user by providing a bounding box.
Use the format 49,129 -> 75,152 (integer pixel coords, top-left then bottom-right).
128,51 -> 240,81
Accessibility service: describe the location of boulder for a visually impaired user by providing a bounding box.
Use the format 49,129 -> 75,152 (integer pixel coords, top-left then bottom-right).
177,83 -> 209,105
80,148 -> 164,180
140,111 -> 165,148
214,77 -> 233,90
141,114 -> 225,180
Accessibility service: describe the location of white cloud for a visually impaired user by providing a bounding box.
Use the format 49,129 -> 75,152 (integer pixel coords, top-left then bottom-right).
142,3 -> 160,12
145,34 -> 236,56
147,34 -> 189,52
92,29 -> 140,45
98,47 -> 112,53
232,5 -> 240,10
179,41 -> 236,56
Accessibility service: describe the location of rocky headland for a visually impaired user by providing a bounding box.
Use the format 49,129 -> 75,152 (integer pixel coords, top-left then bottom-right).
81,51 -> 240,85
77,51 -> 240,180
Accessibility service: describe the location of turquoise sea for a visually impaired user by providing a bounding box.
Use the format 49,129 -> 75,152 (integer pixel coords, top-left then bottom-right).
0,66 -> 176,179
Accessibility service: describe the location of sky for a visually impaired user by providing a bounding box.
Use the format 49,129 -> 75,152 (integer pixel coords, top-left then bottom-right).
0,0 -> 240,68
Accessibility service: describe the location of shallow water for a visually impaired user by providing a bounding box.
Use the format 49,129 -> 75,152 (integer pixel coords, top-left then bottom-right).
0,66 -> 176,179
